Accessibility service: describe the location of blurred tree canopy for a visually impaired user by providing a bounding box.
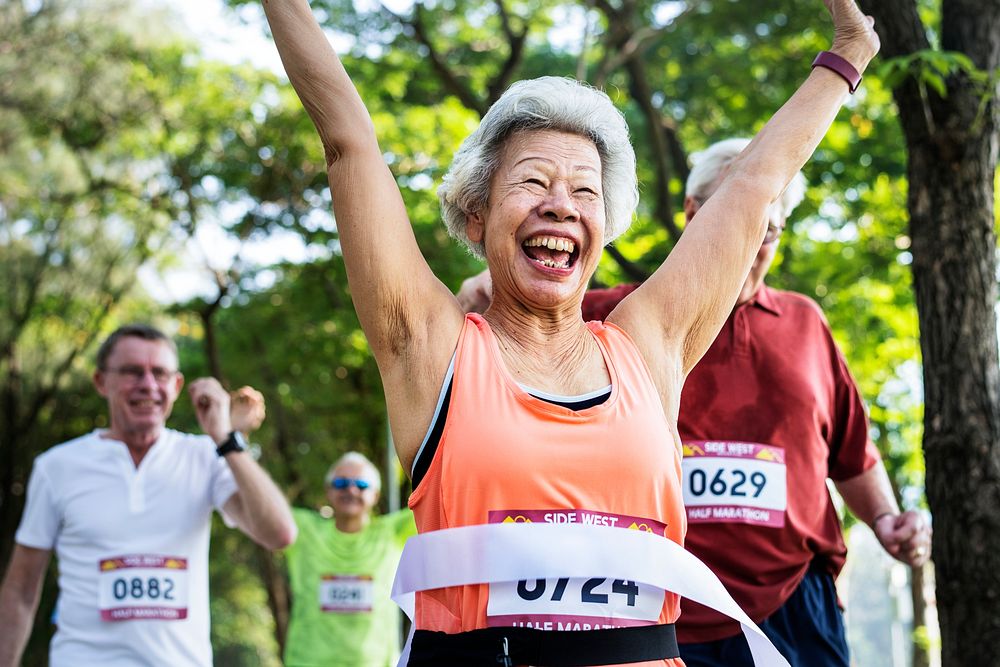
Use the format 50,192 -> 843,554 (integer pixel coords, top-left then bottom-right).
6,0 -> 991,664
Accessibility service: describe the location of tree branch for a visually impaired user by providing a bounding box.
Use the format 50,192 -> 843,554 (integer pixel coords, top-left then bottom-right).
485,0 -> 527,107
624,56 -> 683,242
604,244 -> 651,282
384,2 -> 487,116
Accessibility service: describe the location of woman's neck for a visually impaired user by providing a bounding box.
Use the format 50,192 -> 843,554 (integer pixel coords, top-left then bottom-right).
484,301 -> 610,395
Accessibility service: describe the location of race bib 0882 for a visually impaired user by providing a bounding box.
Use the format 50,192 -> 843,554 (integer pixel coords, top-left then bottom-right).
485,509 -> 668,630
682,441 -> 787,528
98,555 -> 189,621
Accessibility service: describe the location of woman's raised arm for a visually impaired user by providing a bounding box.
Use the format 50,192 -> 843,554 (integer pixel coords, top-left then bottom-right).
610,0 -> 879,377
261,0 -> 465,468
262,0 -> 374,164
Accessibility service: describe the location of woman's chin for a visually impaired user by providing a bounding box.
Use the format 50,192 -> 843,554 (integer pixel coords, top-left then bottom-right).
513,276 -> 586,312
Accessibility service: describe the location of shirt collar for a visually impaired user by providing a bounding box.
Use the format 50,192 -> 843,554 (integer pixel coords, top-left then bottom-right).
746,284 -> 782,317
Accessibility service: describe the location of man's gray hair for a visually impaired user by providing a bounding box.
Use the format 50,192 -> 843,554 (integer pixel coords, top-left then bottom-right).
325,451 -> 382,494
96,324 -> 176,371
686,138 -> 807,218
439,76 -> 639,259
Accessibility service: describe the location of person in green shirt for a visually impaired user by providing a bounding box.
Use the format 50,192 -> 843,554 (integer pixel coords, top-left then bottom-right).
283,451 -> 415,667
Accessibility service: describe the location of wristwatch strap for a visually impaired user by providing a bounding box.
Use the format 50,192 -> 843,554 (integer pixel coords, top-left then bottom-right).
812,51 -> 862,94
217,430 -> 247,457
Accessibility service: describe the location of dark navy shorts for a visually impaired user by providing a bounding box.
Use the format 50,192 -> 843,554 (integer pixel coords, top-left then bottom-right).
679,561 -> 850,667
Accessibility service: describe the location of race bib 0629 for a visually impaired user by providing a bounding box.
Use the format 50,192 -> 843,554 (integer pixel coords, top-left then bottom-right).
682,441 -> 787,528
485,509 -> 668,630
98,555 -> 189,621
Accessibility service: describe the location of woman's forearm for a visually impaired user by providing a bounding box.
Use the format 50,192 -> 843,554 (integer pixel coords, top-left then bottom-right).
725,7 -> 879,206
261,0 -> 375,164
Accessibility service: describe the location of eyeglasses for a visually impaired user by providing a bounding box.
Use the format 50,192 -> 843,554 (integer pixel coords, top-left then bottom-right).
331,477 -> 371,491
763,222 -> 785,244
105,365 -> 178,385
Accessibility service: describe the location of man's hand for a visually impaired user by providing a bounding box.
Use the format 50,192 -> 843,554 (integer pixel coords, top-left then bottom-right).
874,510 -> 932,567
230,386 -> 266,436
188,377 -> 232,444
455,269 -> 492,314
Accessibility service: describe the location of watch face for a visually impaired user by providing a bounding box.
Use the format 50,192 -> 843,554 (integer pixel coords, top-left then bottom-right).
232,431 -> 248,449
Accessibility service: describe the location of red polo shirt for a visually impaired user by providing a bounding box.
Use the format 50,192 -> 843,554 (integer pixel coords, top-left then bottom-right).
583,283 -> 879,642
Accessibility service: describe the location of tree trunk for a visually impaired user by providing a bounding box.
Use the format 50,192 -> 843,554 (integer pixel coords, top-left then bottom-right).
908,117 -> 1000,666
200,289 -> 227,385
911,562 -> 930,667
859,1 -> 1000,663
884,453 -> 933,667
0,358 -> 24,567
256,547 -> 290,656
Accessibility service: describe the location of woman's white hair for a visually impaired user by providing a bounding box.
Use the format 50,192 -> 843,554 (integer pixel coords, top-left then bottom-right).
325,451 -> 382,494
686,138 -> 807,218
438,76 -> 639,259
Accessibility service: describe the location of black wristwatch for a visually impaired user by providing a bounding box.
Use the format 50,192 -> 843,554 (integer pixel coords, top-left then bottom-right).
216,431 -> 247,457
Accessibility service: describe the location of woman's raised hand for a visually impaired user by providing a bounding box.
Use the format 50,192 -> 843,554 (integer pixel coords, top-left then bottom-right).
824,0 -> 880,70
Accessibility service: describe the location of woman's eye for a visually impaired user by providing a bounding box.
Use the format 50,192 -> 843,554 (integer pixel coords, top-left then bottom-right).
525,178 -> 545,186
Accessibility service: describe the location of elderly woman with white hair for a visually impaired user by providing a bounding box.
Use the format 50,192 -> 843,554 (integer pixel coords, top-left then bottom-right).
261,1 -> 878,664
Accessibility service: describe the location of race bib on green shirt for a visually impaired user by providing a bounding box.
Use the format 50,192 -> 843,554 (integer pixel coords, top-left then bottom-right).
319,575 -> 374,613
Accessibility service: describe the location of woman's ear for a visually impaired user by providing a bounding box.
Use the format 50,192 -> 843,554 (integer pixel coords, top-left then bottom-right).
466,210 -> 485,244
683,195 -> 701,224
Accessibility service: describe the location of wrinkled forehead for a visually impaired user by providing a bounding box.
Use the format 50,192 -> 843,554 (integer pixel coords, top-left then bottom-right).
331,460 -> 378,483
497,129 -> 602,174
105,337 -> 179,368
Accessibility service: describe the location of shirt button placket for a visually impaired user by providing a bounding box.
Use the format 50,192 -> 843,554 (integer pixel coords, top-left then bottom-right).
733,307 -> 751,357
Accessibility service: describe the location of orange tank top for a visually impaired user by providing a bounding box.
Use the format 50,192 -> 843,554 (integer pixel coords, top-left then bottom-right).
408,314 -> 686,667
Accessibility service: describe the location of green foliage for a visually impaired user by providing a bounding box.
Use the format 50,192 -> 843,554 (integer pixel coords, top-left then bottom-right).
877,48 -> 998,136
878,49 -> 991,97
208,524 -> 283,666
0,1 -> 179,572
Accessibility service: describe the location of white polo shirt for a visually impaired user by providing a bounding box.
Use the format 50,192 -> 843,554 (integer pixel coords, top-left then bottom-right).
15,428 -> 238,667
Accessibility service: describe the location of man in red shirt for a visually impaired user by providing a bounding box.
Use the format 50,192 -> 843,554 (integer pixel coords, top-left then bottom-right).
456,138 -> 932,666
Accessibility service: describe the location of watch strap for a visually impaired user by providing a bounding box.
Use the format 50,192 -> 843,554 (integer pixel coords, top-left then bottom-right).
812,51 -> 862,94
217,431 -> 247,457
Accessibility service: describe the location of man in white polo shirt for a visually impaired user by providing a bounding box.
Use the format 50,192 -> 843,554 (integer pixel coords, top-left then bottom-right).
0,324 -> 297,666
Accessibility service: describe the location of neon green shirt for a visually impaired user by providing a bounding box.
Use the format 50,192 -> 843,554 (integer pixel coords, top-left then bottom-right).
284,507 -> 416,667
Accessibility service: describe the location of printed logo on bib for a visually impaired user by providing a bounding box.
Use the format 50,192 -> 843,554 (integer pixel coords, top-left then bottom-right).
485,509 -> 668,630
682,441 -> 787,527
319,575 -> 374,613
98,555 -> 189,621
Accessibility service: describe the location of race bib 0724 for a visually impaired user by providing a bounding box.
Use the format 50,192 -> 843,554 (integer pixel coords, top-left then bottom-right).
682,441 -> 787,528
485,509 -> 668,630
98,555 -> 189,621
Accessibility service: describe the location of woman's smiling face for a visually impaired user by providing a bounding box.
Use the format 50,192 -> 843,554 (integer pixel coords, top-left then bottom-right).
466,129 -> 605,310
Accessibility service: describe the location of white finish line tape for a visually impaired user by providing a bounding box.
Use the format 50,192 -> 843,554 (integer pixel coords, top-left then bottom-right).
392,522 -> 789,666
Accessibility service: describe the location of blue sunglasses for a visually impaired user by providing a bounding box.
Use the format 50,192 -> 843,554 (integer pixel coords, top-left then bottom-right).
331,477 -> 371,491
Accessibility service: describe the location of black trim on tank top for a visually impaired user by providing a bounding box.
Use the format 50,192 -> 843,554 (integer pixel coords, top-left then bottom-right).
411,377 -> 611,489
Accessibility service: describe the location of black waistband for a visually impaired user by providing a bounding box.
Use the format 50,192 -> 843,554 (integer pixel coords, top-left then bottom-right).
409,623 -> 679,666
